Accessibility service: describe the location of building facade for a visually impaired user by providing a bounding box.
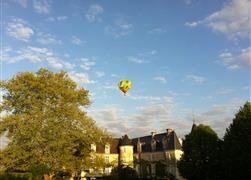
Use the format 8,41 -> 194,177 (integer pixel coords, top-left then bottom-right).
87,128 -> 183,179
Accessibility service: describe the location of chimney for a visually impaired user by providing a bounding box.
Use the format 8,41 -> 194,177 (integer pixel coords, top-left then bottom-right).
166,128 -> 173,135
151,131 -> 156,137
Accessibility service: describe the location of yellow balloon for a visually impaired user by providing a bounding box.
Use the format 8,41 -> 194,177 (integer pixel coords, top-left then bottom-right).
118,80 -> 131,95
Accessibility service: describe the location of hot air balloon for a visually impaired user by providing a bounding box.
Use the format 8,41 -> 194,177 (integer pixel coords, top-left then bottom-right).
118,80 -> 131,95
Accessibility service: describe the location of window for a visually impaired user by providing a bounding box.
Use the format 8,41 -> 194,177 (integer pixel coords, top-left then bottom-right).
123,156 -> 126,162
91,144 -> 96,152
105,144 -> 110,154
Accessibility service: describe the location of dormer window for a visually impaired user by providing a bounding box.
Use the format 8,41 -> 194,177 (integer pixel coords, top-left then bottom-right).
162,138 -> 167,149
91,144 -> 96,152
105,144 -> 110,154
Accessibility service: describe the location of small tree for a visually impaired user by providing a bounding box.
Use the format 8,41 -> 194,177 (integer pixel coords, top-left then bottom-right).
0,69 -> 109,179
177,124 -> 221,180
111,165 -> 138,180
223,101 -> 251,179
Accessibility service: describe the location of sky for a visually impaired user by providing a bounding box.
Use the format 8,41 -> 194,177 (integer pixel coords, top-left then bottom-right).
0,0 -> 250,146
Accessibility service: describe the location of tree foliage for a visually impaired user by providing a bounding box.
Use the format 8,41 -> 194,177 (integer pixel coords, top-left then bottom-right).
177,124 -> 221,180
0,68 -> 109,177
111,165 -> 138,180
223,101 -> 251,179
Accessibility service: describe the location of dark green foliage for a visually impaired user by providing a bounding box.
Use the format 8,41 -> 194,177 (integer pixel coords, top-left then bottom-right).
177,124 -> 221,180
0,172 -> 32,180
223,101 -> 251,179
155,160 -> 166,179
111,165 -> 138,180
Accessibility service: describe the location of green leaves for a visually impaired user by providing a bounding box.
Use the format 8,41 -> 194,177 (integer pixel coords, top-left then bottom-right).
178,124 -> 221,180
0,68 -> 108,175
223,101 -> 251,179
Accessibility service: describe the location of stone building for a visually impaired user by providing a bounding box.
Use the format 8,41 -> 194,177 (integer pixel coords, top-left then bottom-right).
87,128 -> 183,179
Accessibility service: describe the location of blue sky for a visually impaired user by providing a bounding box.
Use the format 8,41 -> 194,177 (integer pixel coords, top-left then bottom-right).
1,0 -> 250,141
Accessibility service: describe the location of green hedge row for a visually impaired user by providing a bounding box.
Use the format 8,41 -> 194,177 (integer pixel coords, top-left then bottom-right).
0,172 -> 32,180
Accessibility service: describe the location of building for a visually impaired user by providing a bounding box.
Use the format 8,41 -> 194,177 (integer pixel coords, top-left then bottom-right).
86,128 -> 183,179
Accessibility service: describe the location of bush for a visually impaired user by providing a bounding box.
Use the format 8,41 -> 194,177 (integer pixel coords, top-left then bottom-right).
0,172 -> 32,180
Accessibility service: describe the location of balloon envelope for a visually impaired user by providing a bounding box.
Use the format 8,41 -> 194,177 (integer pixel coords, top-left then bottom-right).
118,80 -> 131,95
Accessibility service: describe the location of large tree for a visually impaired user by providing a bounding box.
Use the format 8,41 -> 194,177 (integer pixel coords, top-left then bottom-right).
0,68 -> 108,178
177,124 -> 222,180
223,101 -> 251,179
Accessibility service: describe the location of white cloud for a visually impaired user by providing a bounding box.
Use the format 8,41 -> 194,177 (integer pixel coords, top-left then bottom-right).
127,94 -> 161,101
219,47 -> 251,70
33,0 -> 51,14
185,0 -> 251,40
37,32 -> 62,45
201,96 -> 213,100
6,18 -> 34,42
148,27 -> 166,34
71,36 -> 82,45
185,21 -> 201,27
128,57 -> 148,64
14,0 -> 28,8
47,16 -> 68,22
217,89 -> 233,95
128,50 -> 157,64
102,83 -> 117,90
3,46 -> 75,69
153,76 -> 167,84
105,19 -> 133,38
79,58 -> 96,70
85,4 -> 104,23
95,71 -> 105,77
194,98 -> 245,137
186,74 -> 206,83
68,71 -> 96,84
87,97 -> 178,137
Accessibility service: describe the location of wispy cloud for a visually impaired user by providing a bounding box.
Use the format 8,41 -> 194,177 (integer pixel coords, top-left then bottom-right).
71,36 -> 83,45
128,57 -> 148,64
105,19 -> 133,38
153,76 -> 167,84
14,0 -> 28,8
95,71 -> 105,78
37,32 -> 62,45
218,47 -> 251,70
217,89 -> 233,95
79,58 -> 96,70
3,46 -> 75,69
148,27 -> 166,34
194,98 -> 245,137
185,21 -> 202,27
6,18 -> 34,42
46,16 -> 68,22
185,0 -> 250,40
186,74 -> 206,83
128,50 -> 157,64
68,71 -> 96,84
33,0 -> 51,14
85,4 -> 104,23
127,94 -> 161,101
87,96 -> 178,137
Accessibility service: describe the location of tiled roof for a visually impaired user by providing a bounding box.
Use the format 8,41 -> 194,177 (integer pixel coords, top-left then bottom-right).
95,130 -> 182,154
132,130 -> 182,153
96,138 -> 120,154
